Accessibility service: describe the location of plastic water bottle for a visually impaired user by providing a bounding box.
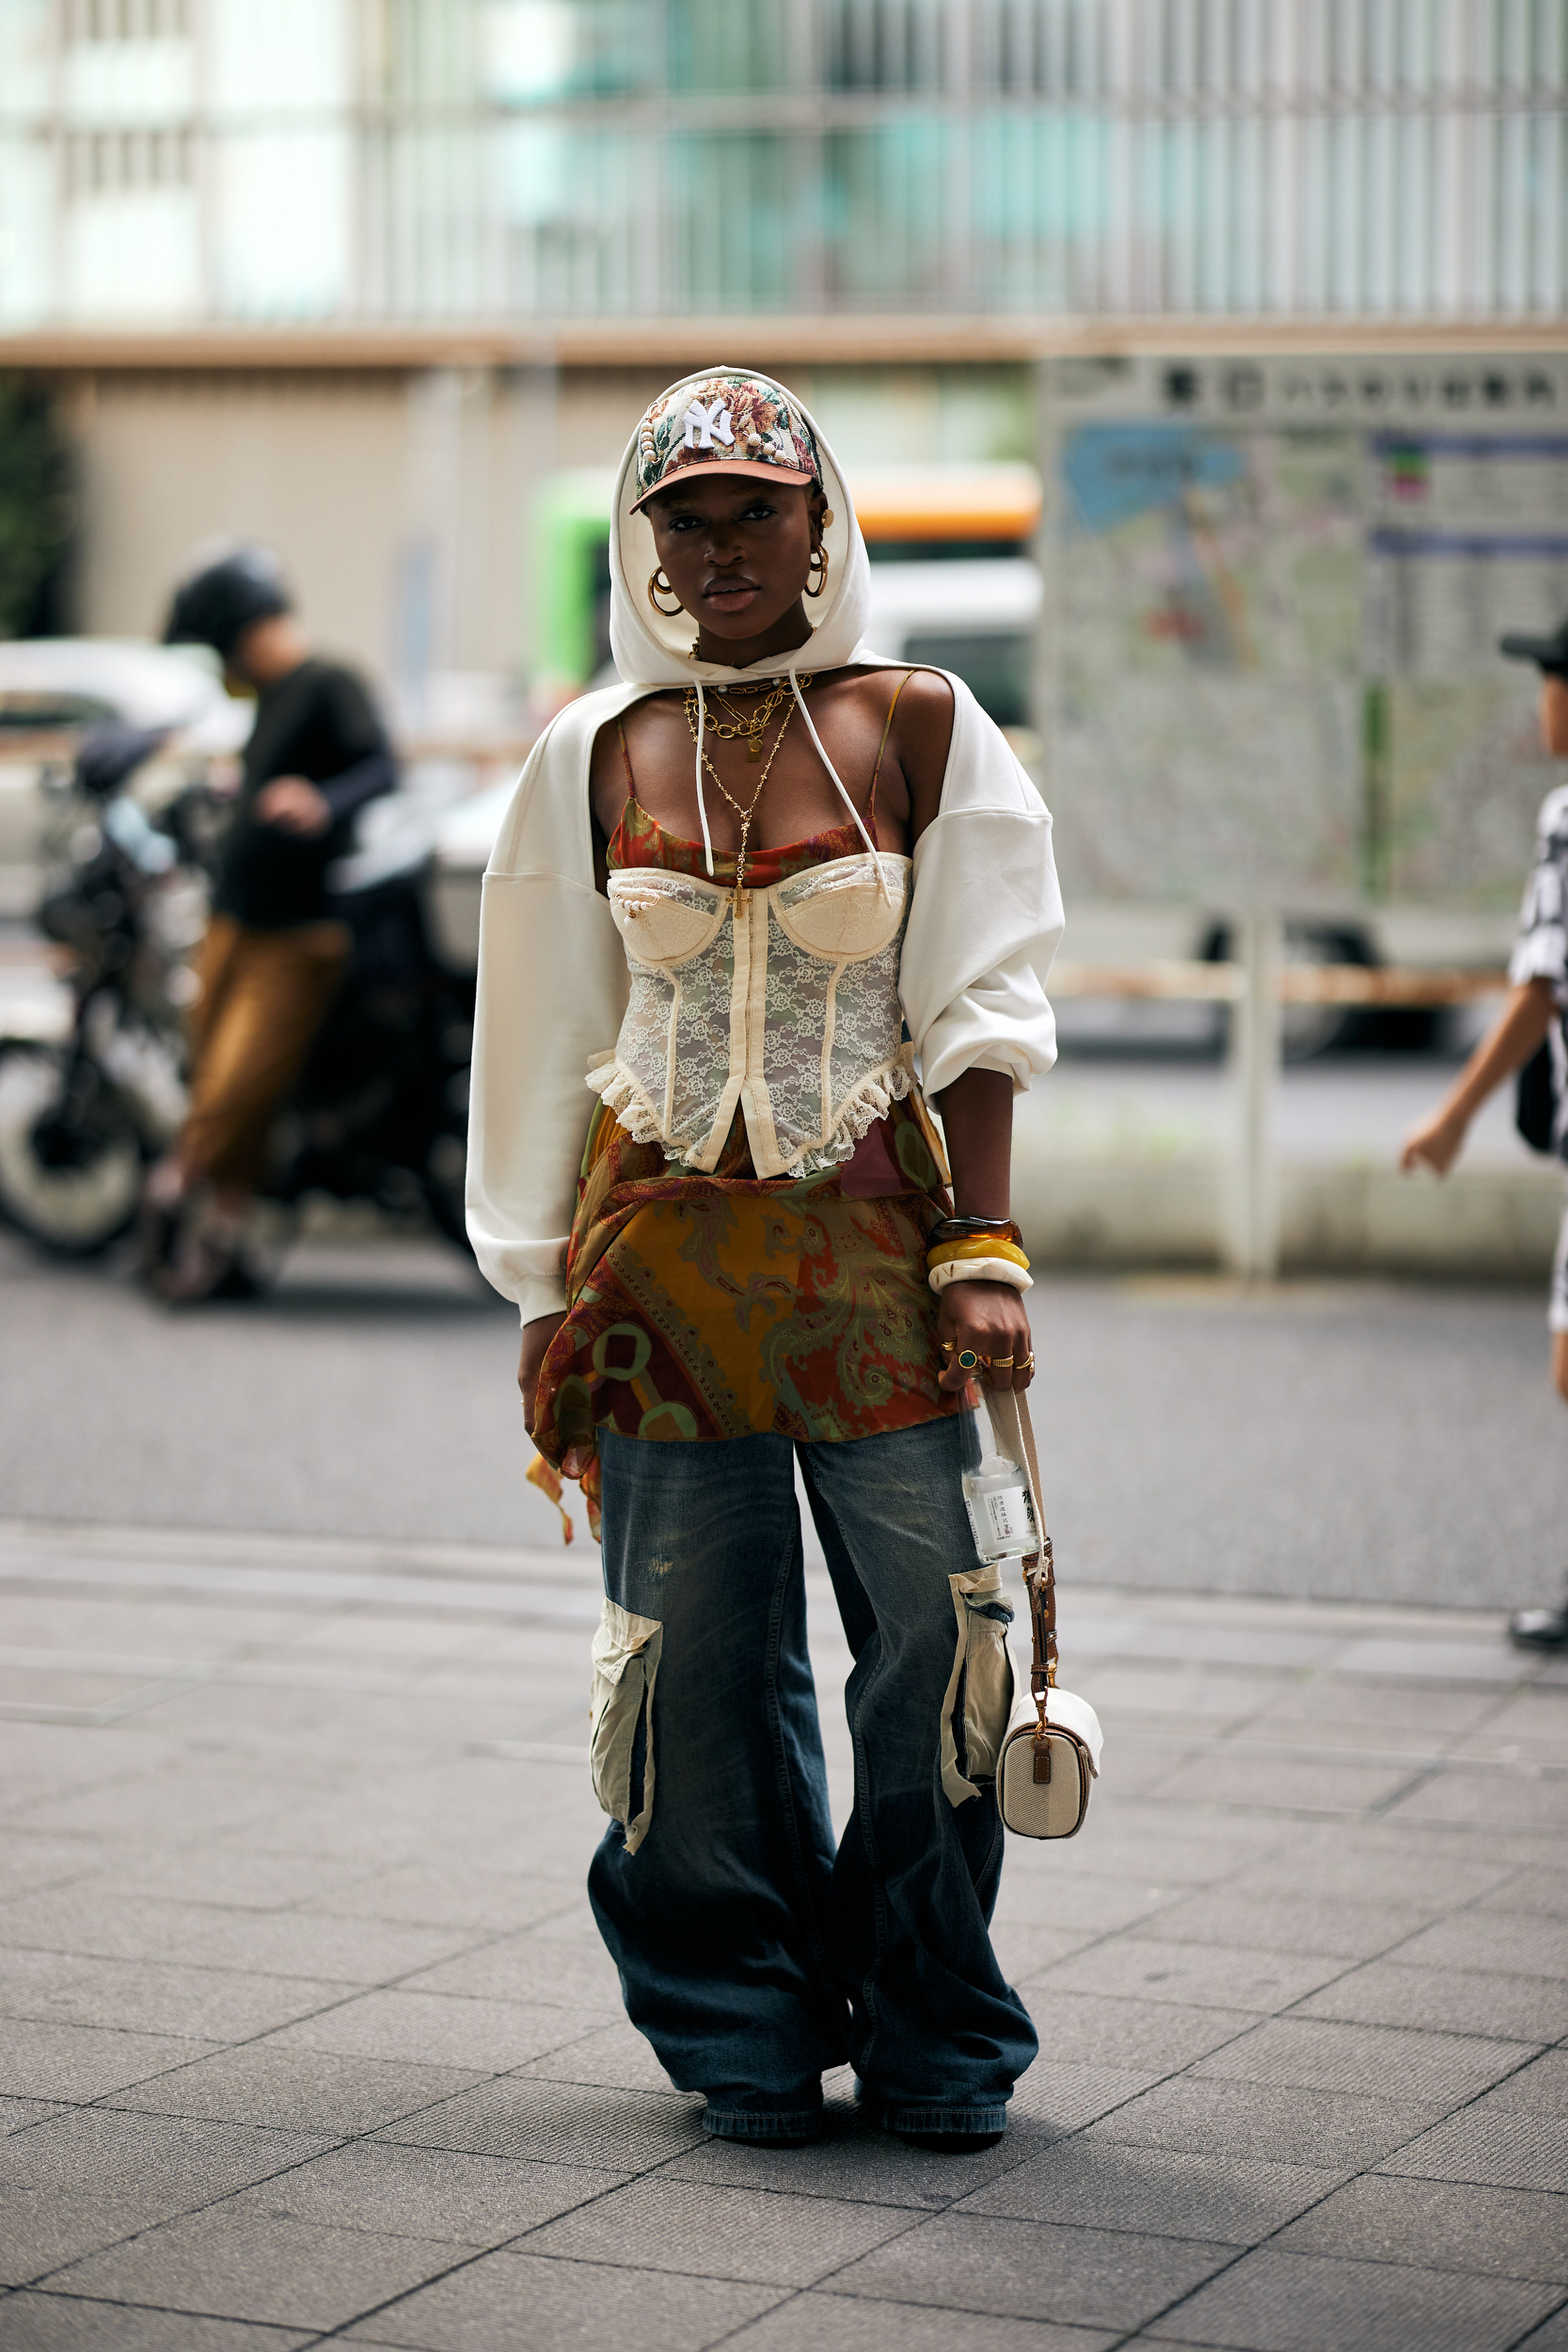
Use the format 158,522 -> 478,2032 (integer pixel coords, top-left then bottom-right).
958,1394 -> 1037,1564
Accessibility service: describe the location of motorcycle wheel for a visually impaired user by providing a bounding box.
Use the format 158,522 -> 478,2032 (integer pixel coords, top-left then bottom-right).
0,1041 -> 145,1256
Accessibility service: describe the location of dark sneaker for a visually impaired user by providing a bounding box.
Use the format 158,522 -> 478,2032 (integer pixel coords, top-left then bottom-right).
1509,1603 -> 1568,1651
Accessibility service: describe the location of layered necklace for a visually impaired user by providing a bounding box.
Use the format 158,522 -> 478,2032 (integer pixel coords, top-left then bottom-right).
683,674 -> 814,911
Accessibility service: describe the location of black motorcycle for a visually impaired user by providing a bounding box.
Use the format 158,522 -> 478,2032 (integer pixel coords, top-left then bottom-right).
0,724 -> 474,1272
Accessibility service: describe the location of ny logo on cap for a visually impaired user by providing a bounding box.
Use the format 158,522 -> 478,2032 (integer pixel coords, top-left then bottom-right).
683,399 -> 735,452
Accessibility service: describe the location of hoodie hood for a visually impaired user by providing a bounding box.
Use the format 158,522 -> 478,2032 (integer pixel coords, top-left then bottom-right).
608,367 -> 873,690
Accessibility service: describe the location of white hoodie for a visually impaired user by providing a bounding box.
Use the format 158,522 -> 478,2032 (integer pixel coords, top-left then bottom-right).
467,373 -> 1064,1325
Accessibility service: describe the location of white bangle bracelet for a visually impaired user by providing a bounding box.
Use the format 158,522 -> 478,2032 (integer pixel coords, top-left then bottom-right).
927,1257 -> 1034,1295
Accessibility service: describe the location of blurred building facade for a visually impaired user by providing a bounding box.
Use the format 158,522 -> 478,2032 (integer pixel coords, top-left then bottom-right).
0,0 -> 1564,753
2,0 -> 1564,328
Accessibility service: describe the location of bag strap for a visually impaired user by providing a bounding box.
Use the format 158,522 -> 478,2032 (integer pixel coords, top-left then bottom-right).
984,1388 -> 1056,1721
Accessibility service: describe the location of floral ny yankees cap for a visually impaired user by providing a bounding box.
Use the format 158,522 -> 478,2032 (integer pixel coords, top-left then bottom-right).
631,370 -> 822,510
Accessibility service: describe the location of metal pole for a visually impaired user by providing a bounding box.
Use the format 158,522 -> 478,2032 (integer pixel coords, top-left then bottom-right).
1226,913 -> 1281,1281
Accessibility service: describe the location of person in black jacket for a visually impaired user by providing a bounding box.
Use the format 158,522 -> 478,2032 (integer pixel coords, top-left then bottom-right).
1402,617 -> 1568,1647
144,544 -> 395,1299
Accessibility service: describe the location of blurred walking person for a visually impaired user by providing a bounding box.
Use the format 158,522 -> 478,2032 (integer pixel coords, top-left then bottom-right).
467,372 -> 1061,2149
144,545 -> 395,1299
1402,616 -> 1568,1647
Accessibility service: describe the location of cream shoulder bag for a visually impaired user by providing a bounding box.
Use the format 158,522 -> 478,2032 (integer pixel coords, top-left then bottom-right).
986,1387 -> 1103,1839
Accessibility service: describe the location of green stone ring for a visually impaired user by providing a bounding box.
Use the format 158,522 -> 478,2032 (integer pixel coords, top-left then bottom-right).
956,1348 -> 982,1372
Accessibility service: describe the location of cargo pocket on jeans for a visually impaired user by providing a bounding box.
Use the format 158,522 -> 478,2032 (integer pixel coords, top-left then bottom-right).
940,1565 -> 1016,1807
590,1600 -> 663,1854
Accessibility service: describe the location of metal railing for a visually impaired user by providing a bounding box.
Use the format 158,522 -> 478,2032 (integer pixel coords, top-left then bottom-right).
1051,926 -> 1513,1279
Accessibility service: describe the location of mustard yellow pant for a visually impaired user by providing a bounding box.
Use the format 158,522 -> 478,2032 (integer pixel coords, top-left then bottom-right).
181,914 -> 350,1189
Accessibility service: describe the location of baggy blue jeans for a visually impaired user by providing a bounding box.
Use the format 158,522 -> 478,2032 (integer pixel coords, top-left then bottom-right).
587,1416 -> 1039,2142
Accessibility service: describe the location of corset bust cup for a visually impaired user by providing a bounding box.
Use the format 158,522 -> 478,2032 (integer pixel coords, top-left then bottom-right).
589,850 -> 914,1178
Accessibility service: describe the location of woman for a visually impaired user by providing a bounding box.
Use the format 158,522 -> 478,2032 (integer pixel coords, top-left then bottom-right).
468,370 -> 1063,2151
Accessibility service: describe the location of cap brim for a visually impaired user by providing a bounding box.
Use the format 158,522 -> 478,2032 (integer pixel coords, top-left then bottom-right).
632,460 -> 816,512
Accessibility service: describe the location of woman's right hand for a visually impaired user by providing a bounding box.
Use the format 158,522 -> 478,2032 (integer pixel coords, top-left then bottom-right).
518,1311 -> 568,1437
1400,1105 -> 1467,1178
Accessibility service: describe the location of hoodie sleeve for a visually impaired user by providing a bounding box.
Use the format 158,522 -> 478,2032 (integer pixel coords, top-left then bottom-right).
466,702 -> 631,1324
898,675 -> 1064,1098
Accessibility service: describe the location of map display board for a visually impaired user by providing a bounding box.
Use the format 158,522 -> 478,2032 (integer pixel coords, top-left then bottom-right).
1048,355 -> 1568,908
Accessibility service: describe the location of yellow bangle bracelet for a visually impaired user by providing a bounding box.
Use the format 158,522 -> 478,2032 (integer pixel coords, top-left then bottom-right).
927,1234 -> 1031,1273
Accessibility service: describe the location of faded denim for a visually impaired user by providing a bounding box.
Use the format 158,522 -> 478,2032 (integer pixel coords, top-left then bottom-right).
588,1417 -> 1039,2142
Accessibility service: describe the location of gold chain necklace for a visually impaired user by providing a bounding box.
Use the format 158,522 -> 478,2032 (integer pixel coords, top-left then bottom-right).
693,672 -> 814,761
683,691 -> 798,911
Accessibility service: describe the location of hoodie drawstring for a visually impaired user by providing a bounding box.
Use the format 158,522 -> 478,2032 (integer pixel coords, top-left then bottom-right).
692,677 -> 716,877
785,666 -> 891,904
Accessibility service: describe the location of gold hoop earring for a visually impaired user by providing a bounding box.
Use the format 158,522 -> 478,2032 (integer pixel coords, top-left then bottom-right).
805,546 -> 830,599
647,568 -> 683,617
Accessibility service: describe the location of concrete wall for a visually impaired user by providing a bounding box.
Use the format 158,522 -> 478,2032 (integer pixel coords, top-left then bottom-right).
61,365 -> 557,714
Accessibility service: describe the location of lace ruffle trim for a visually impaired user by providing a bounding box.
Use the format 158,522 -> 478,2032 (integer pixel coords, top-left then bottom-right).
587,1051 -> 914,1178
785,1055 -> 914,1176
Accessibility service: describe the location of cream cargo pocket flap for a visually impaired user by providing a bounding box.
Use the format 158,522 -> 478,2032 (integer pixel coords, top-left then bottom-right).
590,1600 -> 663,1854
941,1565 -> 1016,1806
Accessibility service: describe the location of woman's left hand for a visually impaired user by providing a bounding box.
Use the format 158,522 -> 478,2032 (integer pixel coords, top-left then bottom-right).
936,1279 -> 1035,1393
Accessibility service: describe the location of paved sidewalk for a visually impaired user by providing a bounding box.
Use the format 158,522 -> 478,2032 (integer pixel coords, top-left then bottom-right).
0,1518 -> 1564,2352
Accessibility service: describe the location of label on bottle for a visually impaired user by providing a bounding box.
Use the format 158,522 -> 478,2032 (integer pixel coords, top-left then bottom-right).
983,1483 -> 1036,1547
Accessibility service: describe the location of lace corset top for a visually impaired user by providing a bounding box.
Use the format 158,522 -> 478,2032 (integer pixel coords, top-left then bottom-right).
590,699 -> 914,1180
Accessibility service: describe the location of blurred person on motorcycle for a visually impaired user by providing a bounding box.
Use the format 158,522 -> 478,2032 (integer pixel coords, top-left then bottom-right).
1402,614 -> 1568,1648
143,543 -> 395,1299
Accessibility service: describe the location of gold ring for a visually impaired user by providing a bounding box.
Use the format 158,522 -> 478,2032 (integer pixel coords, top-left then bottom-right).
956,1348 -> 985,1372
1018,1354 -> 1036,1375
940,1339 -> 959,1356
991,1356 -> 1014,1369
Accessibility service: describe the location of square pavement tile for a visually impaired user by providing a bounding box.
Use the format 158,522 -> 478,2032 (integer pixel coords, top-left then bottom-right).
0,2110 -> 329,2287
216,2138 -> 624,2248
661,2119 -> 1032,2211
721,2295 -> 1118,2351
959,2138 -> 1346,2245
1090,2077 -> 1446,2169
513,2019 -> 681,2093
0,1954 -> 361,2043
1512,2306 -> 1568,2350
1144,2248 -> 1561,2351
827,2210 -> 1234,2332
990,1870 -> 1172,1935
517,2174 -> 914,2287
1387,1911 -> 1568,1980
0,2019 -> 223,2101
375,2075 -> 705,2170
340,2249 -> 786,2350
0,2097 -> 62,2134
1219,1836 -> 1516,1912
1377,2108 -> 1568,2192
1274,2173 -> 1568,2283
1190,2016 -> 1528,2105
1005,2060 -> 1164,2137
390,1930 -> 623,2012
103,2045 -> 485,2134
1032,1938 -> 1345,2014
41,2211 -> 467,2332
309,1865 -> 581,1933
1388,1772 -> 1568,1831
1476,1865 -> 1568,1921
999,1991 -> 1259,2075
0,2294 -> 312,2349
1293,1958 -> 1568,2043
1484,2050 -> 1568,2116
175,1910 -> 483,1986
260,1990 -> 602,2072
1151,1751 -> 1421,1816
0,1836 -> 119,1899
1131,1891 -> 1433,1962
